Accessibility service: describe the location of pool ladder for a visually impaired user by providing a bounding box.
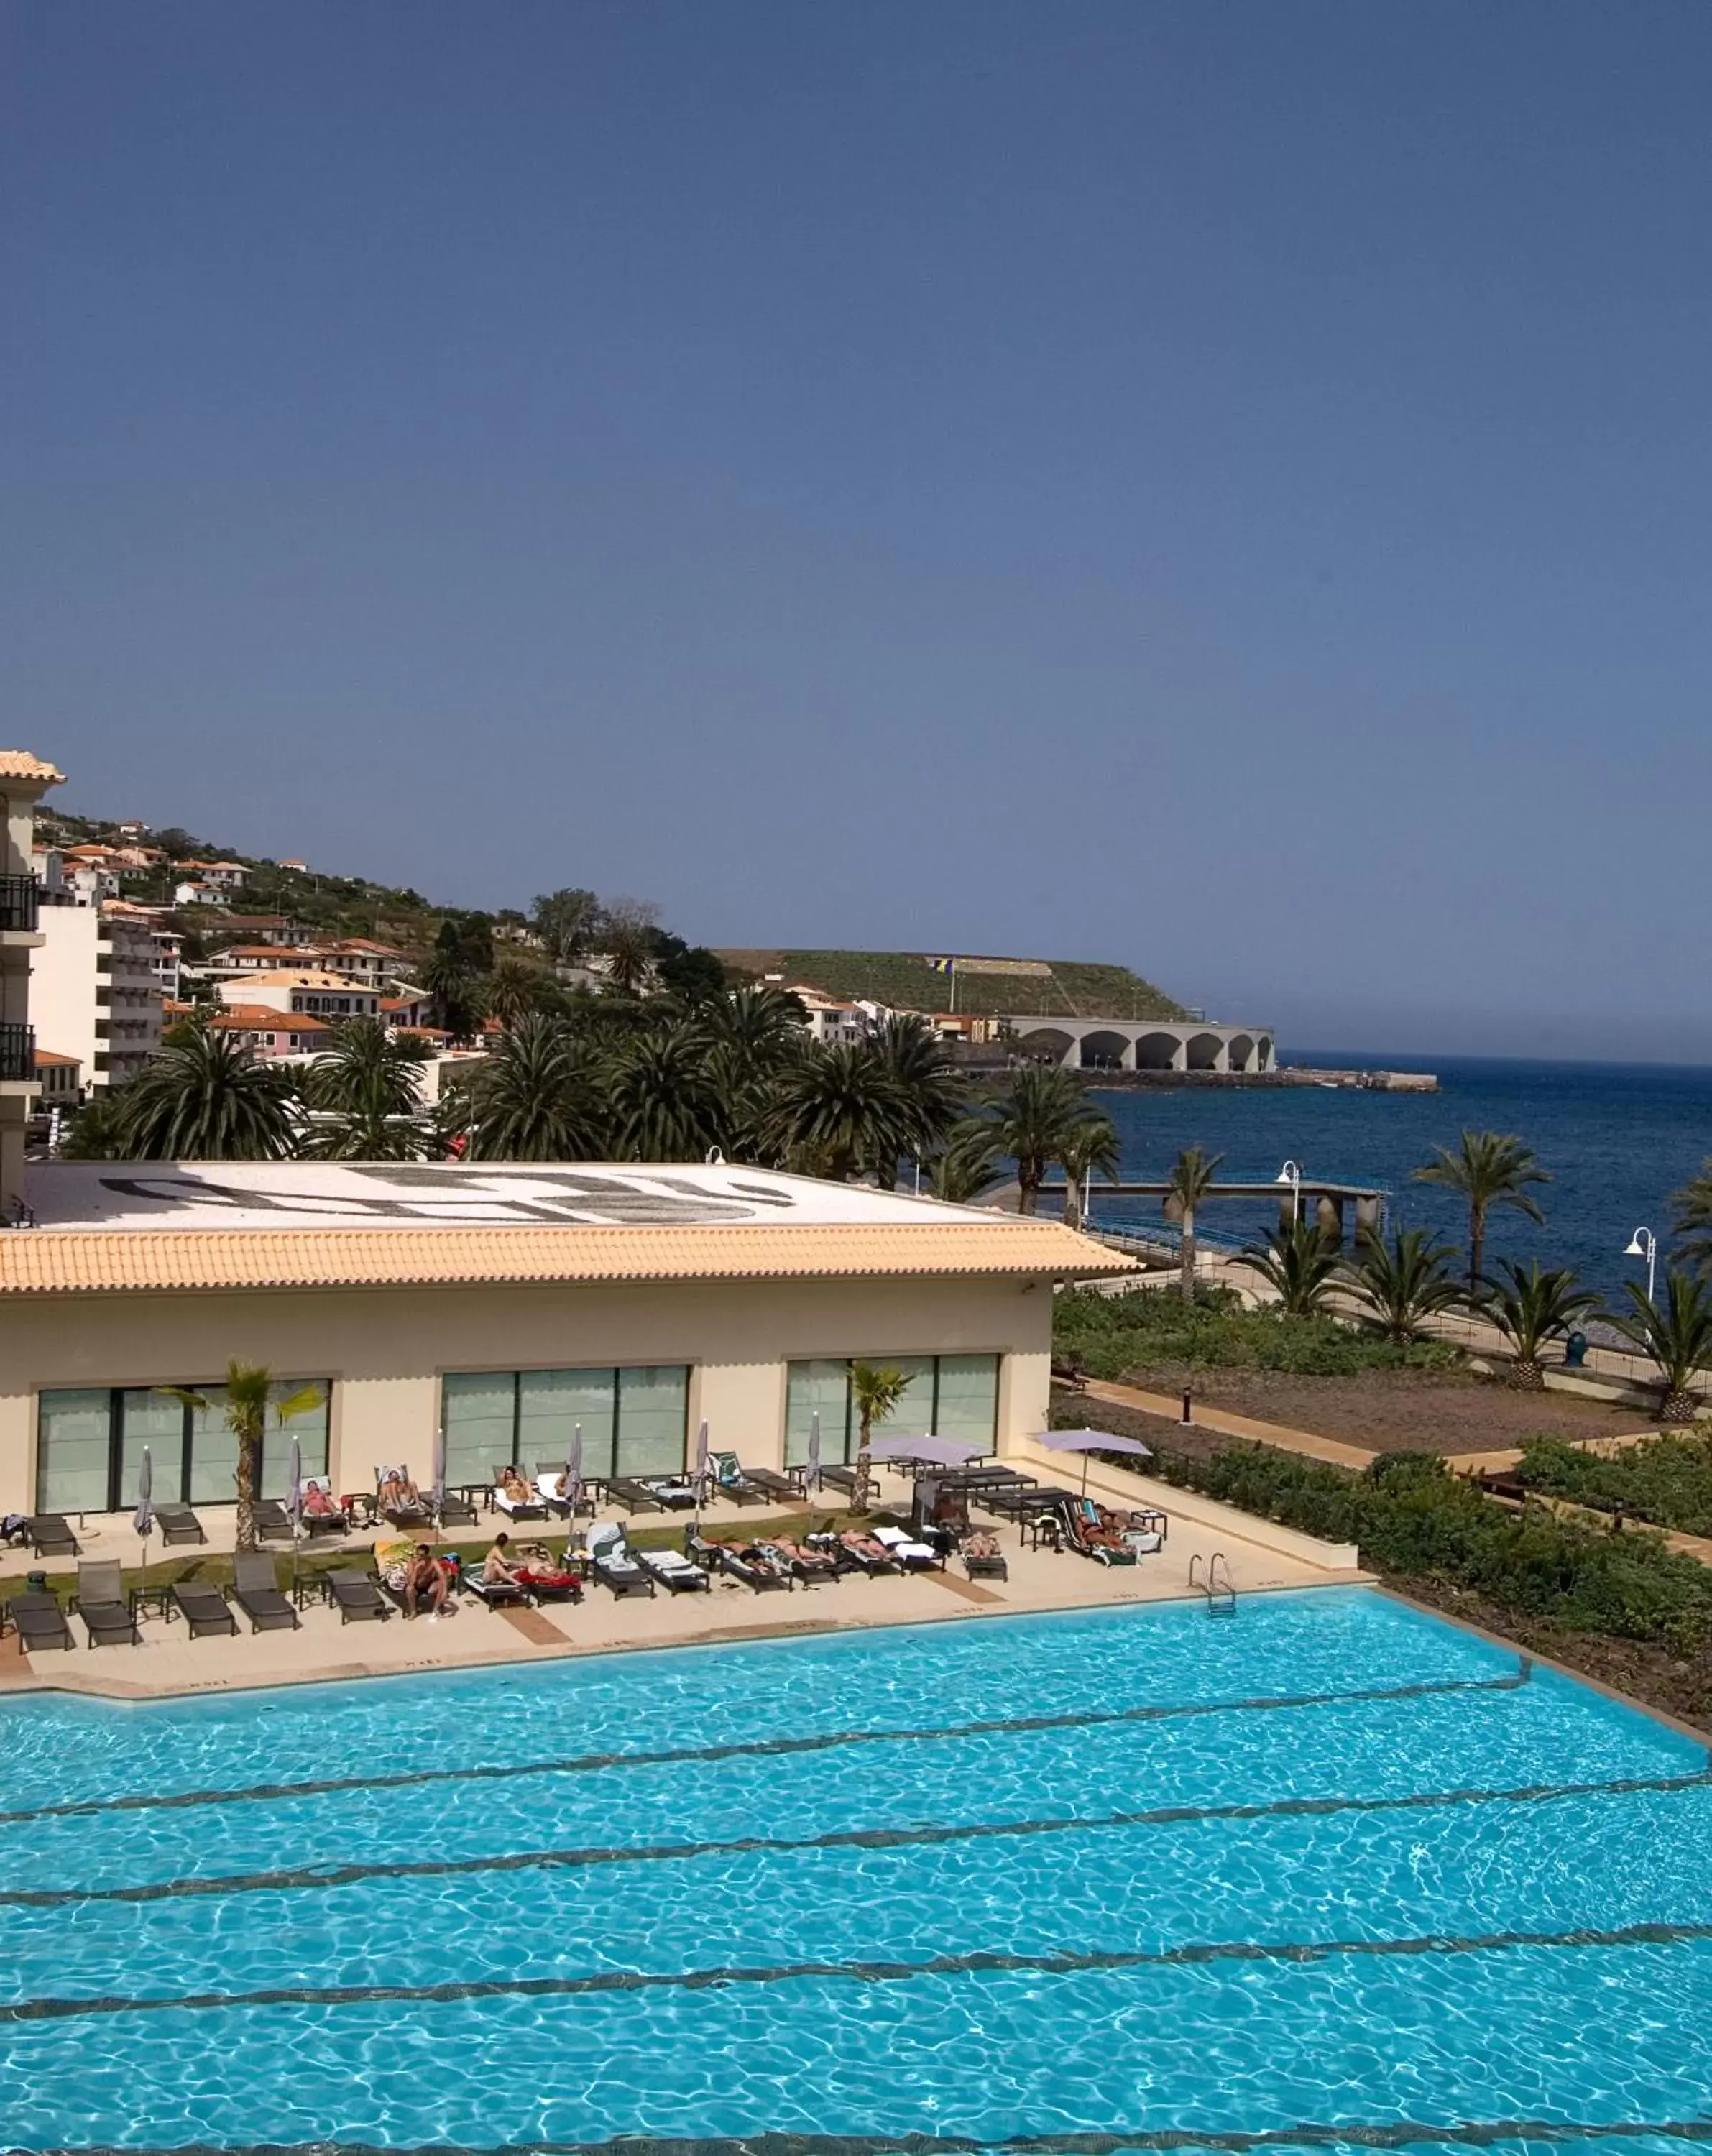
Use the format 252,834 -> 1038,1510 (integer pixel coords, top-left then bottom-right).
1188,1551 -> 1236,1618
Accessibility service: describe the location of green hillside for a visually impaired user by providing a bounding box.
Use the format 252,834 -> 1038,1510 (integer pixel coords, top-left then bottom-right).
718,949 -> 1190,1021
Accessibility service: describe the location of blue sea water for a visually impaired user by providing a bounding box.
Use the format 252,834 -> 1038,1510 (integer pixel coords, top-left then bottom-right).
1092,1054 -> 1712,1299
0,1588 -> 1707,2153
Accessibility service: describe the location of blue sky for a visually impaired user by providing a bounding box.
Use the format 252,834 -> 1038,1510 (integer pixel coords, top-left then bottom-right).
4,3 -> 1711,1059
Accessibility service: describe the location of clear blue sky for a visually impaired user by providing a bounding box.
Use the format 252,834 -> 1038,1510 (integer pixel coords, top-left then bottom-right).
5,3 -> 1711,1059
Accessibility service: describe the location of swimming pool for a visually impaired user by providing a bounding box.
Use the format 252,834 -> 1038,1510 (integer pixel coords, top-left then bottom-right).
0,1586 -> 1706,2155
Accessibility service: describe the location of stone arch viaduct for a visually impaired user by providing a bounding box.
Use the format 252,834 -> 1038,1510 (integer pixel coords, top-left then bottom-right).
1007,1018 -> 1274,1074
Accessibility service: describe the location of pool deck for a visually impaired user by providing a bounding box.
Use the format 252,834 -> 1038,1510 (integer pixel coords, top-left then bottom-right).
0,1461 -> 1366,1700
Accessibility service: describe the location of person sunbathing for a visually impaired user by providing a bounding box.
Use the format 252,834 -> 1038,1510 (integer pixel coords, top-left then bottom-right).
403,1543 -> 450,1618
497,1465 -> 535,1506
839,1529 -> 892,1564
302,1481 -> 341,1521
378,1468 -> 425,1516
769,1535 -> 835,1574
483,1532 -> 521,1584
963,1529 -> 1002,1560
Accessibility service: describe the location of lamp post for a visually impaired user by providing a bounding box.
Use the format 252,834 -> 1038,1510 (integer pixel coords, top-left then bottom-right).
1275,1160 -> 1303,1227
1624,1226 -> 1658,1306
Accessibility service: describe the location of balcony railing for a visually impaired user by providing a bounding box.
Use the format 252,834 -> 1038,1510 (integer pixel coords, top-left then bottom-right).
0,875 -> 39,933
0,1023 -> 35,1082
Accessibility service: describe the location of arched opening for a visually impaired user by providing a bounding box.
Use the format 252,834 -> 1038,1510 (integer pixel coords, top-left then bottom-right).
1256,1036 -> 1274,1071
1014,1026 -> 1074,1067
1078,1028 -> 1128,1071
1185,1031 -> 1225,1071
1131,1030 -> 1179,1070
1225,1032 -> 1255,1073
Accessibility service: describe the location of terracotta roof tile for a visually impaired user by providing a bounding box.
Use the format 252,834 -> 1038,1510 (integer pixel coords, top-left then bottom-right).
0,751 -> 65,784
0,1221 -> 1133,1296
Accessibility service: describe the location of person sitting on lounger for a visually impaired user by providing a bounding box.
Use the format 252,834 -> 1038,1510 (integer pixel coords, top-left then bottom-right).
379,1468 -> 425,1516
498,1465 -> 534,1506
484,1532 -> 521,1584
303,1481 -> 341,1521
403,1544 -> 450,1618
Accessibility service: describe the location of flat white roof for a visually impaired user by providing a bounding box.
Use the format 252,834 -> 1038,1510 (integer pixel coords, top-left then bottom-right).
22,1161 -> 991,1233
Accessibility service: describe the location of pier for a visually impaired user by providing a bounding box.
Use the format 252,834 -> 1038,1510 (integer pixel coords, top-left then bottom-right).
1043,1176 -> 1390,1248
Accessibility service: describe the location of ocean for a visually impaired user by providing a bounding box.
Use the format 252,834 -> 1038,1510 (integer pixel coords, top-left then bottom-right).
1090,1054 -> 1712,1304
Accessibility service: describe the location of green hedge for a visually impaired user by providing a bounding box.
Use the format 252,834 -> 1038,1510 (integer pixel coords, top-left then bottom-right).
1517,1432 -> 1712,1538
1057,1413 -> 1712,1654
1054,1286 -> 1458,1380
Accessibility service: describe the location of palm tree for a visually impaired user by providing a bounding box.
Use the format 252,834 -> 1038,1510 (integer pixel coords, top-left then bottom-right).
986,1067 -> 1115,1215
866,1015 -> 964,1185
1243,1217 -> 1342,1317
601,902 -> 660,996
485,954 -> 561,1031
1613,1271 -> 1712,1424
300,1019 -> 433,1159
849,1360 -> 913,1516
114,1024 -> 298,1159
425,923 -> 482,1043
1058,1117 -> 1120,1231
762,1043 -> 906,1181
930,1119 -> 1005,1205
460,1013 -> 607,1161
1345,1225 -> 1465,1345
1482,1258 -> 1599,1390
163,1362 -> 322,1552
1670,1161 -> 1712,1279
1166,1146 -> 1224,1301
1411,1130 -> 1550,1293
607,1022 -> 723,1159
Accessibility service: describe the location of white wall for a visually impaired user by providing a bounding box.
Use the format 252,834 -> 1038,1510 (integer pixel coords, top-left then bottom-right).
30,906 -> 100,1077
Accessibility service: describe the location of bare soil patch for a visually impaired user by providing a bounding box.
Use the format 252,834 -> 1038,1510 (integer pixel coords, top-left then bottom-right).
1123,1365 -> 1652,1456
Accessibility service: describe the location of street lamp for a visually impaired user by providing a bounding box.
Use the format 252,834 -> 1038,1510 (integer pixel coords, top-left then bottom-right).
1624,1226 -> 1657,1305
1275,1160 -> 1303,1226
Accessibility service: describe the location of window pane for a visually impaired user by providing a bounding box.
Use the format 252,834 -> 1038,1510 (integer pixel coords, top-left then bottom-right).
785,1360 -> 852,1467
934,1354 -> 999,1447
260,1381 -> 329,1500
520,1370 -> 615,1480
120,1390 -> 185,1508
189,1387 -> 240,1505
441,1372 -> 516,1487
37,1390 -> 111,1514
877,1357 -> 935,1435
616,1365 -> 688,1478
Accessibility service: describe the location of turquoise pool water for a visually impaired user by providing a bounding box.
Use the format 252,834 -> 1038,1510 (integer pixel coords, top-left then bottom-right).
0,1587 -> 1707,2154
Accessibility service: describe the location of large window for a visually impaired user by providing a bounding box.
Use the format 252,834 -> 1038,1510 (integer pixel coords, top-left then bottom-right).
36,1381 -> 330,1514
441,1365 -> 689,1486
784,1354 -> 1000,1466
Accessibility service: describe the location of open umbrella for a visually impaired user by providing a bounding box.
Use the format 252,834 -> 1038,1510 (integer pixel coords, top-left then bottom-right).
132,1446 -> 154,1597
869,1432 -> 984,1470
1032,1427 -> 1154,1496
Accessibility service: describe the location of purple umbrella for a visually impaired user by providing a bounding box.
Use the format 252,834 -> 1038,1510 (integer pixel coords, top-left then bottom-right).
1032,1427 -> 1154,1494
869,1432 -> 984,1469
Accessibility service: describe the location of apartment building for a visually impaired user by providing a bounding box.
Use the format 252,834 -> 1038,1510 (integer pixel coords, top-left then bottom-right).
214,969 -> 382,1021
0,754 -> 62,1217
33,902 -> 165,1091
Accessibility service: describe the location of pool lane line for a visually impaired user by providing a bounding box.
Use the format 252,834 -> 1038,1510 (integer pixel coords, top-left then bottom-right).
7,1911 -> 1712,2024
11,2127 -> 1712,2156
14,2127 -> 1712,2156
0,1762 -> 1703,1912
0,1667 -> 1537,1830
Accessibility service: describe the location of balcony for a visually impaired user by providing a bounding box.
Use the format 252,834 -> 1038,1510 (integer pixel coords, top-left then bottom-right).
0,1024 -> 36,1082
0,876 -> 39,934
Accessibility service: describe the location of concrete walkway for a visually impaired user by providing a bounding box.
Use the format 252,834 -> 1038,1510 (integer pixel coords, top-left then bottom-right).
1081,1378 -> 1381,1470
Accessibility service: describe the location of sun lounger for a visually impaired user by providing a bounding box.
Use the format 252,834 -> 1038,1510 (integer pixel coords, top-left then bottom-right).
27,1514 -> 78,1557
436,1486 -> 479,1526
827,1530 -> 898,1575
602,1477 -> 663,1517
327,1569 -> 392,1623
7,1590 -> 74,1651
692,1534 -> 790,1591
374,1466 -> 433,1525
641,1475 -> 700,1510
709,1450 -> 767,1507
532,1465 -> 581,1519
463,1570 -> 531,1608
742,1467 -> 801,1503
870,1524 -> 940,1571
295,1479 -> 352,1534
75,1560 -> 142,1646
962,1536 -> 1008,1581
171,1580 -> 237,1636
816,1464 -> 859,1498
489,1467 -> 548,1522
1058,1499 -> 1137,1566
252,1499 -> 294,1543
761,1539 -> 837,1586
584,1521 -> 656,1598
638,1547 -> 709,1593
156,1502 -> 206,1547
231,1552 -> 300,1631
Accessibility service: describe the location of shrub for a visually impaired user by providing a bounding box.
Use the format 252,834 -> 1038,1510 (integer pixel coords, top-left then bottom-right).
1517,1429 -> 1712,1539
1054,1286 -> 1458,1381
